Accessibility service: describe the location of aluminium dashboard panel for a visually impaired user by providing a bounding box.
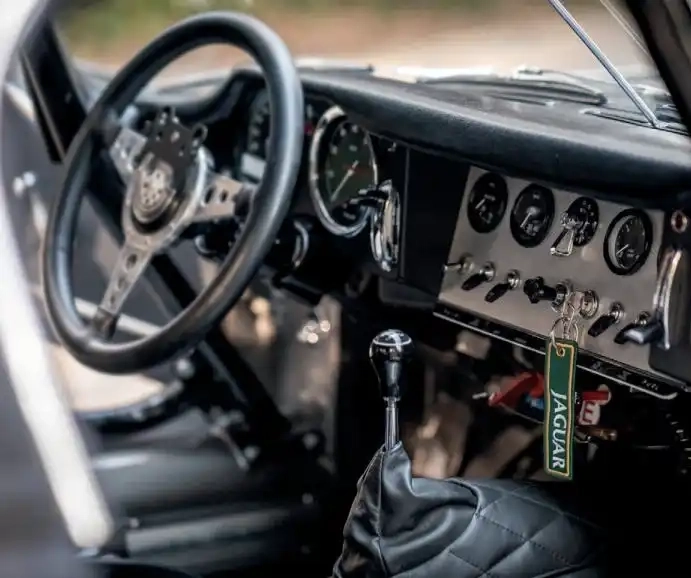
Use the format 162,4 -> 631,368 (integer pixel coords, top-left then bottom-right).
438,167 -> 676,387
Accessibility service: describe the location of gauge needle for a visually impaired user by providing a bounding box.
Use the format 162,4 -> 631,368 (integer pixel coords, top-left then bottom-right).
332,161 -> 360,199
521,206 -> 540,229
616,244 -> 630,257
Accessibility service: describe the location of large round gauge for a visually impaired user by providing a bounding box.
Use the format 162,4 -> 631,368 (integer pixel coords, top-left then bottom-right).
467,173 -> 508,233
510,185 -> 555,247
567,197 -> 599,246
308,106 -> 378,237
604,209 -> 653,275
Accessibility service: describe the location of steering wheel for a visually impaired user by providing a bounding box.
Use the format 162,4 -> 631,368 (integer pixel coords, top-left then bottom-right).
42,13 -> 304,374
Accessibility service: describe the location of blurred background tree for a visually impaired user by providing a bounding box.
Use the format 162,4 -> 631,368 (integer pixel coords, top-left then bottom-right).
58,0 -> 603,71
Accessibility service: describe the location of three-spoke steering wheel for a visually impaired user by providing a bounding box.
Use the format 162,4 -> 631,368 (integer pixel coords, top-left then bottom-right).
42,13 -> 304,374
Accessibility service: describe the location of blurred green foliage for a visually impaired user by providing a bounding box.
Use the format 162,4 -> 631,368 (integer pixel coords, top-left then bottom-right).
61,0 -> 496,47
60,0 -> 599,53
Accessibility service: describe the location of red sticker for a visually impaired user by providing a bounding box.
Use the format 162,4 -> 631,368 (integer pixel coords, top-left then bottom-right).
578,401 -> 601,425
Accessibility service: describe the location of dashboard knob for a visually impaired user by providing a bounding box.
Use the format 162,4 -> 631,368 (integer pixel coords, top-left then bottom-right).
616,319 -> 664,346
485,270 -> 520,303
614,312 -> 657,345
462,263 -> 495,291
588,303 -> 624,337
523,276 -> 556,304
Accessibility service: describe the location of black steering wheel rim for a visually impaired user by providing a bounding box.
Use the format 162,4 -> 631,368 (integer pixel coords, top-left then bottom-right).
42,12 -> 304,374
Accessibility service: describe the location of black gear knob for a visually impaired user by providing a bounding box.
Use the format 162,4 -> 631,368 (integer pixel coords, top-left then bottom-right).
369,329 -> 413,450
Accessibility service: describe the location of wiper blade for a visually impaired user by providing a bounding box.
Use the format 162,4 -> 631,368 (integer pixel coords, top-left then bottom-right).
420,68 -> 608,105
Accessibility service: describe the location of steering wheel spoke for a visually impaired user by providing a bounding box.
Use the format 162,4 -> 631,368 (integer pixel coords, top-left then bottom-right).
91,241 -> 153,339
109,125 -> 147,184
191,172 -> 252,225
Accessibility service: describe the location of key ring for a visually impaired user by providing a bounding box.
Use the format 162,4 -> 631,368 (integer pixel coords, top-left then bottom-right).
549,309 -> 580,356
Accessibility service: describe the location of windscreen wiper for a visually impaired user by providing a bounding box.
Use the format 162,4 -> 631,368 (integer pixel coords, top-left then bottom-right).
420,68 -> 608,106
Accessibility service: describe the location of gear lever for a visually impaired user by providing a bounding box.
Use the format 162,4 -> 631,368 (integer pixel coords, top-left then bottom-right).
369,329 -> 414,450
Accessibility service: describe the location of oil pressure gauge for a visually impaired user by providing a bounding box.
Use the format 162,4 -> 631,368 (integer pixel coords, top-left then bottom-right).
466,173 -> 508,233
510,184 -> 555,247
604,209 -> 653,275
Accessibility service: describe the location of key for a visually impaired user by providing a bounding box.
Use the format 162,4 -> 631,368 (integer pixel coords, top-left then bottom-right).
544,336 -> 577,480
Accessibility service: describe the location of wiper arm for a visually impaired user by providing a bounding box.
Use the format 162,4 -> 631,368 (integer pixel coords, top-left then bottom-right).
420,68 -> 608,105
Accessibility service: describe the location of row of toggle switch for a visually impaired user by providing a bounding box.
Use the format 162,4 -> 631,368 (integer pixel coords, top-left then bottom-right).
451,259 -> 660,345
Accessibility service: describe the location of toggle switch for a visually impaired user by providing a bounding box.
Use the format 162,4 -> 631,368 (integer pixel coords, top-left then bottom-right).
588,302 -> 624,338
461,262 -> 495,291
485,270 -> 521,303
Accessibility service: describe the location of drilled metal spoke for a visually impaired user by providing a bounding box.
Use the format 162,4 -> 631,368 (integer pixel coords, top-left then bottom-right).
91,242 -> 153,339
191,172 -> 249,224
108,126 -> 147,183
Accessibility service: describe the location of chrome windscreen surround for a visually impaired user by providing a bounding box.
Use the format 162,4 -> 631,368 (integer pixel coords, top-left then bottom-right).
308,105 -> 378,237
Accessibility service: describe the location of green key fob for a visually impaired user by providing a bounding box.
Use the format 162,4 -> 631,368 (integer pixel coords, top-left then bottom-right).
544,338 -> 577,480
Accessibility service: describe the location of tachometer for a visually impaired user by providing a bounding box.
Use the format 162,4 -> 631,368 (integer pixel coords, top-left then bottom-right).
309,106 -> 378,237
604,209 -> 652,275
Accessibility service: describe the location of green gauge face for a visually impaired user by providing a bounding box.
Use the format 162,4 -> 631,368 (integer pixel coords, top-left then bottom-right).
323,120 -> 376,210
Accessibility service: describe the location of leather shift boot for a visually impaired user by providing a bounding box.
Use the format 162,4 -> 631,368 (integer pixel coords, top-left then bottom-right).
332,443 -> 608,578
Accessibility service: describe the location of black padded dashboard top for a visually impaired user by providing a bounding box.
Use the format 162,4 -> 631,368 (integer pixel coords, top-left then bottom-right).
207,66 -> 691,208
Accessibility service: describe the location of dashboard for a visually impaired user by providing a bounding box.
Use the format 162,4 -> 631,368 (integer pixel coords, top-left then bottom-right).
438,168 -> 670,397
163,64 -> 691,398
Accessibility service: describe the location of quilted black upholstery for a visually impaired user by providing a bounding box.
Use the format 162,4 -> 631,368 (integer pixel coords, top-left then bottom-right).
332,443 -> 607,578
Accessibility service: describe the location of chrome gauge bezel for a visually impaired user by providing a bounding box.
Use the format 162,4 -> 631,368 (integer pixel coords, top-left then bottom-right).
308,105 -> 378,237
603,208 -> 653,276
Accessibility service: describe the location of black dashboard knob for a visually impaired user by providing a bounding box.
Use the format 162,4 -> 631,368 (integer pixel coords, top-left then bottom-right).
588,303 -> 624,338
485,282 -> 511,303
461,263 -> 495,291
462,273 -> 489,291
485,270 -> 521,303
523,276 -> 557,304
615,318 -> 664,345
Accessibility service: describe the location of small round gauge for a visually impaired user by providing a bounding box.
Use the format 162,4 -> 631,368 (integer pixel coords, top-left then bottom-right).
567,197 -> 599,246
604,209 -> 653,275
467,173 -> 508,233
510,185 -> 556,247
241,91 -> 327,182
309,106 -> 378,237
246,90 -> 271,159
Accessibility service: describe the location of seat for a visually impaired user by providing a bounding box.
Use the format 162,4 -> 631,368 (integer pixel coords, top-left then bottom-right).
86,405 -> 333,574
93,438 -> 326,517
332,443 -> 690,578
